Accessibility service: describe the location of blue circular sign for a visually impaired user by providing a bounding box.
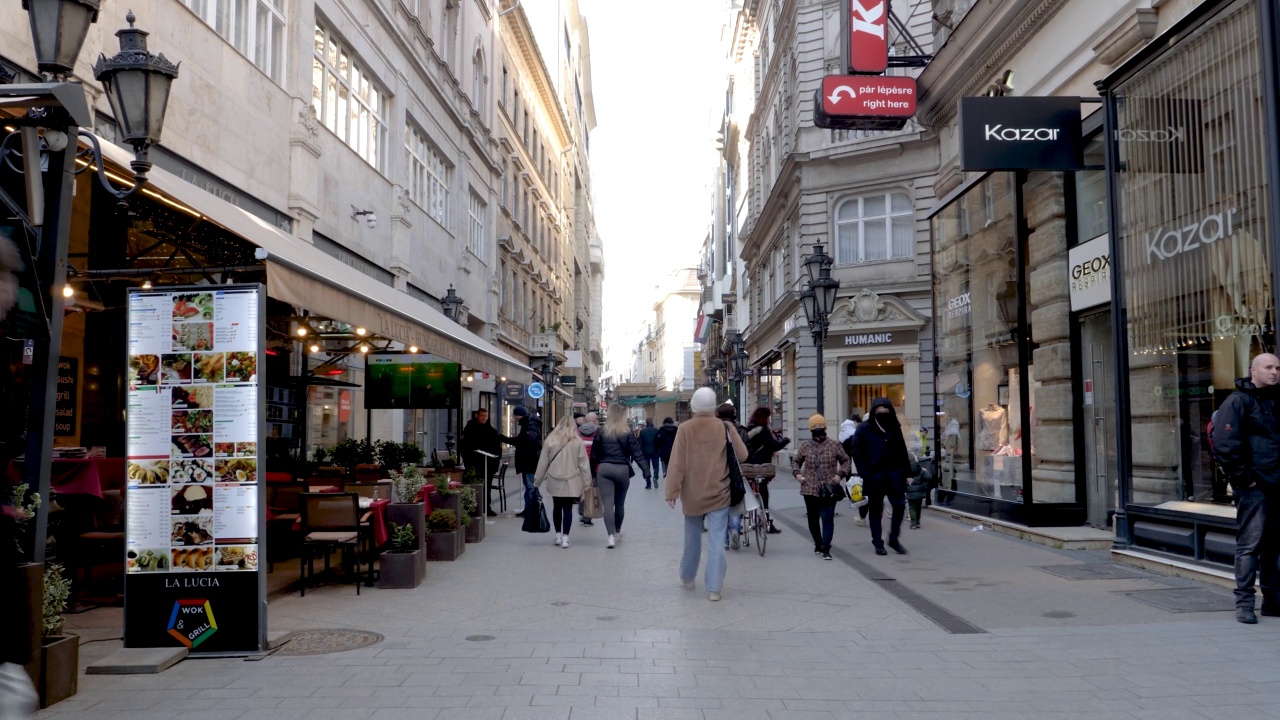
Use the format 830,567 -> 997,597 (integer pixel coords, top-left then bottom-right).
527,382 -> 545,400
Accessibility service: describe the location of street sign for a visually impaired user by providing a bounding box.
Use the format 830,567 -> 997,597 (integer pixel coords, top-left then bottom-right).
814,76 -> 916,131
598,400 -> 607,410
843,0 -> 889,74
528,382 -> 545,400
502,381 -> 525,401
559,375 -> 577,387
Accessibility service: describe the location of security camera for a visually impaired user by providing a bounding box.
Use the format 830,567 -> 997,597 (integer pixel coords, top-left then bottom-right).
365,213 -> 377,229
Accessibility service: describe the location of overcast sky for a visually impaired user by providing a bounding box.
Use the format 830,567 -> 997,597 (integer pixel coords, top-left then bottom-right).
579,0 -> 729,377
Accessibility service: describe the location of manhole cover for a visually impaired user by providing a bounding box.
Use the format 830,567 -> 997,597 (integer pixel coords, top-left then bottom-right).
1039,564 -> 1151,581
276,629 -> 384,655
1041,610 -> 1075,619
551,602 -> 570,606
1120,587 -> 1233,613
596,616 -> 617,621
465,635 -> 495,642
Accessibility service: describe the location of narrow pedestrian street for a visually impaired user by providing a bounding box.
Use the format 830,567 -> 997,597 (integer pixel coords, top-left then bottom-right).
46,475 -> 1280,720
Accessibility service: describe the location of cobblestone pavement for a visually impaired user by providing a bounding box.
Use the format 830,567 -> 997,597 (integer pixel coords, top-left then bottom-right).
42,474 -> 1280,719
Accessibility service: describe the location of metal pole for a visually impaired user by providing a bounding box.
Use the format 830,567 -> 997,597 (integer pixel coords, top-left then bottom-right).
1101,82 -> 1132,550
814,331 -> 825,416
27,126 -> 77,566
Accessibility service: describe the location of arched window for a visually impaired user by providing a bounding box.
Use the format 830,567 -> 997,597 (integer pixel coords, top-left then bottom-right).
834,192 -> 914,264
472,49 -> 486,116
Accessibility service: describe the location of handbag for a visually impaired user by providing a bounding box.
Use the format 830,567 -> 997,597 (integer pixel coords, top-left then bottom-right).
521,488 -> 551,533
818,481 -> 846,503
725,426 -> 746,507
580,484 -> 604,519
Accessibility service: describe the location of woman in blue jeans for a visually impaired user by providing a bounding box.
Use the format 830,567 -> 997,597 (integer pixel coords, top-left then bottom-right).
591,404 -> 649,548
665,388 -> 748,601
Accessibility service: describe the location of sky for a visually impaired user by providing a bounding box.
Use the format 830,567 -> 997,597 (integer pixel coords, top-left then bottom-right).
578,0 -> 730,377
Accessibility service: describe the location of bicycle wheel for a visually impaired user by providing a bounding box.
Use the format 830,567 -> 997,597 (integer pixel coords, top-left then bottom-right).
754,508 -> 766,556
741,517 -> 750,548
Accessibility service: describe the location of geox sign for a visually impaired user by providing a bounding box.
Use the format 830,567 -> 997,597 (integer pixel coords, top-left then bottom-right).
959,96 -> 1083,171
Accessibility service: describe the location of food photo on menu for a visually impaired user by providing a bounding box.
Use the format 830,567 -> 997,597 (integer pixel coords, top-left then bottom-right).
129,354 -> 160,385
161,354 -> 193,384
127,460 -> 170,485
171,385 -> 212,409
214,442 -> 235,458
171,409 -> 213,435
193,352 -> 224,383
224,351 -> 257,382
171,547 -> 214,571
215,545 -> 258,571
172,322 -> 214,352
216,458 -> 257,483
172,293 -> 214,321
126,548 -> 170,573
170,458 -> 214,484
171,516 -> 215,546
236,442 -> 256,457
171,434 -> 213,458
171,484 -> 214,515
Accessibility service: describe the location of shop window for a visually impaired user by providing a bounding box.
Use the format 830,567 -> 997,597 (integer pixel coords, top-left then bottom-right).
1113,0 -> 1274,508
835,192 -> 914,264
406,122 -> 450,225
467,190 -> 486,259
846,359 -> 905,418
1075,136 -> 1108,243
184,0 -> 285,83
313,23 -> 387,171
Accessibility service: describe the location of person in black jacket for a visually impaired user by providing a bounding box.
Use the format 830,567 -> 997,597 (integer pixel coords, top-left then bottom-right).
655,418 -> 678,478
591,404 -> 649,547
461,408 -> 503,478
503,406 -> 543,510
1211,353 -> 1280,624
744,406 -> 789,534
851,397 -> 911,556
639,419 -> 661,489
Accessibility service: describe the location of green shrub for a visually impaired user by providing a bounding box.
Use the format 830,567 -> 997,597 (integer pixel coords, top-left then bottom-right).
389,464 -> 428,504
43,563 -> 71,637
330,438 -> 375,470
427,509 -> 458,534
376,440 -> 425,469
459,486 -> 477,517
389,522 -> 417,553
459,510 -> 472,526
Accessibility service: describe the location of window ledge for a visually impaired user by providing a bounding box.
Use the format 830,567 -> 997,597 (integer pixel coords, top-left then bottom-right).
835,257 -> 914,269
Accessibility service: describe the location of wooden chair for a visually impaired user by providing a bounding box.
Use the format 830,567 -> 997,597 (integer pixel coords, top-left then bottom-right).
488,462 -> 509,514
305,480 -> 339,493
267,484 -> 304,571
298,493 -> 366,596
314,466 -> 347,477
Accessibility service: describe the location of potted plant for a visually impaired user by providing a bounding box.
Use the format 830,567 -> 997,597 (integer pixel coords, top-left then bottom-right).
330,438 -> 376,472
39,563 -> 78,708
430,485 -> 462,522
13,484 -> 43,686
378,523 -> 425,589
386,464 -> 428,554
425,509 -> 460,561
461,487 -> 484,543
376,440 -> 425,470
457,510 -> 471,555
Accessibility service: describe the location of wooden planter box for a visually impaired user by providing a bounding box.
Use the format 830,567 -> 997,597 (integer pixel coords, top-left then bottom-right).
385,503 -> 426,554
39,634 -> 79,708
377,550 -> 424,589
426,531 -> 459,561
20,563 -> 42,686
465,517 -> 485,543
455,526 -> 466,555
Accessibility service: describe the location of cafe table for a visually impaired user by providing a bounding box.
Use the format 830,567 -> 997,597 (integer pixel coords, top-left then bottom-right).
5,457 -> 126,499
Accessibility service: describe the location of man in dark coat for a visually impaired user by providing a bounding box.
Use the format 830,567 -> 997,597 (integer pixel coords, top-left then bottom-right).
461,409 -> 502,476
850,397 -> 911,556
1211,353 -> 1280,624
503,406 -> 543,509
639,419 -> 660,488
655,417 -> 678,479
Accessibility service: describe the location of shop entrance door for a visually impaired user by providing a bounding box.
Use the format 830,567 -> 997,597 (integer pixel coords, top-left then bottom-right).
1080,312 -> 1117,527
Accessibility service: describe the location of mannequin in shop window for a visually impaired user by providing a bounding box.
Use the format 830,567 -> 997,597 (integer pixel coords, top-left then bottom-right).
979,403 -> 1008,452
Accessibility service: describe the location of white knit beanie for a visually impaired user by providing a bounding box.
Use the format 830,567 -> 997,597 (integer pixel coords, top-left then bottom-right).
691,387 -> 718,414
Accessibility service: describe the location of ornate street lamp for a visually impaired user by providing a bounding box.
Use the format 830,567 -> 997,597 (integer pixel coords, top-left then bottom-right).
799,244 -> 840,415
93,13 -> 178,157
441,285 -> 464,323
24,0 -> 100,76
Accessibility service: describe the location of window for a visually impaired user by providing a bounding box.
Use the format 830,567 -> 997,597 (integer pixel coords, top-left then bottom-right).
500,159 -> 508,208
314,24 -> 387,170
773,245 -> 784,300
467,190 -> 486,258
183,0 -> 285,82
405,123 -> 449,224
501,65 -> 508,108
500,260 -> 507,309
472,51 -> 486,117
834,192 -> 914,264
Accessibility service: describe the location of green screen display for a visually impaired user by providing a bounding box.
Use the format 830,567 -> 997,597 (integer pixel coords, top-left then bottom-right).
366,358 -> 460,409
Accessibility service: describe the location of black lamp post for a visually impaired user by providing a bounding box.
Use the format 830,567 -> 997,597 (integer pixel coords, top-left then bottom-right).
92,11 -> 179,184
441,285 -> 464,323
799,244 -> 839,416
24,0 -> 100,76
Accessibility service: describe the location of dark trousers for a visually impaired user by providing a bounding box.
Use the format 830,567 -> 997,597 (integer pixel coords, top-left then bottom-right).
803,495 -> 835,553
1236,484 -> 1280,609
866,479 -> 906,549
758,478 -> 771,510
551,497 -> 575,534
908,498 -> 923,525
644,454 -> 661,484
597,463 -> 631,535
522,472 -> 536,507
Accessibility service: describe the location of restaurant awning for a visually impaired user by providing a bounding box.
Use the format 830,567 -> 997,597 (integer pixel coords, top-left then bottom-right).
94,135 -> 532,383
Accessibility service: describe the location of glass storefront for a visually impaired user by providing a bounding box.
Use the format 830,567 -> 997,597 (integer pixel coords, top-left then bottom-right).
846,358 -> 905,415
753,357 -> 785,428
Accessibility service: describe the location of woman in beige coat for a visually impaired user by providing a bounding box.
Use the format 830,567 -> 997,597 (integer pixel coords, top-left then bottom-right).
665,387 -> 748,601
535,414 -> 593,548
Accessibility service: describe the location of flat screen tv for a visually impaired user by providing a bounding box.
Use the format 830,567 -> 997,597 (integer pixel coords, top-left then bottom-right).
366,357 -> 460,409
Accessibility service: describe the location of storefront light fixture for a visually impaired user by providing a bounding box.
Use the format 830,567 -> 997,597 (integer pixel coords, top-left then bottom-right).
141,279 -> 151,289
61,284 -> 74,298
358,343 -> 370,353
408,345 -> 419,353
355,327 -> 367,337
295,325 -> 309,337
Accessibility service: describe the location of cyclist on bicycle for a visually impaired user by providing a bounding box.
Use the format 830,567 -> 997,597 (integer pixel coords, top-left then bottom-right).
743,406 -> 790,534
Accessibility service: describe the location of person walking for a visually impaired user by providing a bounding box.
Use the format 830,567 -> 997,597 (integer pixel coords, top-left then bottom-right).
840,408 -> 871,526
717,403 -> 745,550
502,406 -> 543,510
591,405 -> 649,547
639,419 -> 661,489
904,456 -> 936,529
577,412 -> 601,527
1211,352 -> 1280,624
851,398 -> 911,556
743,406 -> 789,535
792,414 -> 851,560
666,387 -> 748,600
655,417 -> 678,479
534,415 -> 593,549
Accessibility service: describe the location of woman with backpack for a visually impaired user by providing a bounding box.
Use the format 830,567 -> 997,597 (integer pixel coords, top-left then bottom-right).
591,404 -> 650,548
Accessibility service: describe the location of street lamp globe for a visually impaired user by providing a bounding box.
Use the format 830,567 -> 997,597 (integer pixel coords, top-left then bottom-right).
802,243 -> 827,284
814,267 -> 840,318
93,13 -> 180,159
23,0 -> 100,76
732,349 -> 749,378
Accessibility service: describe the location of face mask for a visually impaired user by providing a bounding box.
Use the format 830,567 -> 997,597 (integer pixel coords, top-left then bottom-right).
811,429 -> 826,439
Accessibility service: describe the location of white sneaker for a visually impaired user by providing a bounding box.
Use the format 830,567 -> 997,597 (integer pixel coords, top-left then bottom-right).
855,518 -> 866,527
561,536 -> 570,548
607,534 -> 616,548
554,533 -> 563,546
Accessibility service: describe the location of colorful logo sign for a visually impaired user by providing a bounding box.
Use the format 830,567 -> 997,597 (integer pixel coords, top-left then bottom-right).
527,382 -> 545,400
167,599 -> 218,648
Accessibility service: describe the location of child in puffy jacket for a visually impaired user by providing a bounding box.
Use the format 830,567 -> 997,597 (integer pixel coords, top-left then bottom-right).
905,457 -> 936,529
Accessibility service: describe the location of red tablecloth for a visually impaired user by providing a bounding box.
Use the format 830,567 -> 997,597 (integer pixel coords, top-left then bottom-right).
5,458 -> 125,499
265,472 -> 294,484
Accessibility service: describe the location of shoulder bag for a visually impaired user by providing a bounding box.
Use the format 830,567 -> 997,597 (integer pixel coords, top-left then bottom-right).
725,425 -> 746,507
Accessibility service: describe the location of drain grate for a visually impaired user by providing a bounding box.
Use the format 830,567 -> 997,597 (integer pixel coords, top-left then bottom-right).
1119,587 -> 1234,613
276,629 -> 384,655
465,635 -> 495,642
596,616 -> 617,621
1039,563 -> 1152,581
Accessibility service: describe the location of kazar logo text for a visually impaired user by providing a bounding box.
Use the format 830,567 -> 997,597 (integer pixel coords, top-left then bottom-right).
1144,208 -> 1237,264
984,125 -> 1061,141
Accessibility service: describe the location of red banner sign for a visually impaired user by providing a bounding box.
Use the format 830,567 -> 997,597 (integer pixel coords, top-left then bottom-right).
820,75 -> 916,118
845,0 -> 889,74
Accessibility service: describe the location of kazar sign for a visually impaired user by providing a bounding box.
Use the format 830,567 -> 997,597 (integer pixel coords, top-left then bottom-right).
959,96 -> 1082,171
